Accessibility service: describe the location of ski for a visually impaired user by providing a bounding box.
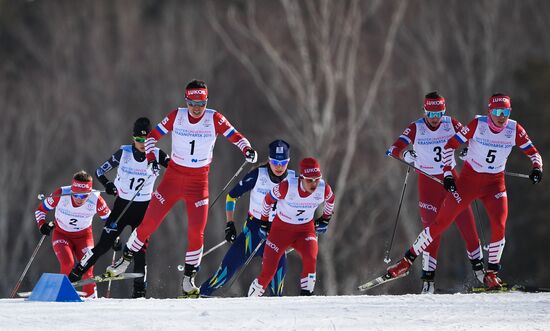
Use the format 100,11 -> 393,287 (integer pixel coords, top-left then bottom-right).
469,284 -> 550,293
72,272 -> 144,288
17,290 -> 87,298
358,271 -> 409,292
176,294 -> 214,299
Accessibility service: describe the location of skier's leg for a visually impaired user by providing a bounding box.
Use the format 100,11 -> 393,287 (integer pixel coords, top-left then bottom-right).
291,228 -> 318,296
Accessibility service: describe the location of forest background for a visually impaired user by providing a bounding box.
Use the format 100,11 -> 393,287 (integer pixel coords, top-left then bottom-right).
1,0 -> 549,298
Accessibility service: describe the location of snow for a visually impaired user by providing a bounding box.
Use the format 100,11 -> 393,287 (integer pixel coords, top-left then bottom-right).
2,293 -> 550,331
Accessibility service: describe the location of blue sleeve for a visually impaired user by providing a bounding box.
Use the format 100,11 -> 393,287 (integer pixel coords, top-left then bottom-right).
228,168 -> 259,199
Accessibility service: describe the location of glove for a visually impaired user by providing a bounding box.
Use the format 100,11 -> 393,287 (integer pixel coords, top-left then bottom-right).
529,168 -> 543,184
314,216 -> 331,234
225,221 -> 237,243
244,147 -> 258,164
103,219 -> 118,234
40,221 -> 55,236
112,236 -> 123,251
259,221 -> 271,239
148,159 -> 160,176
403,150 -> 417,164
459,147 -> 468,161
105,182 -> 118,196
443,176 -> 456,193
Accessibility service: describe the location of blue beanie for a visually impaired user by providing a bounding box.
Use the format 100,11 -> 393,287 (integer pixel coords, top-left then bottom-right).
268,140 -> 290,160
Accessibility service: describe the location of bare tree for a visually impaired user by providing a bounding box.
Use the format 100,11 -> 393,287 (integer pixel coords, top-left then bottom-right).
208,0 -> 409,294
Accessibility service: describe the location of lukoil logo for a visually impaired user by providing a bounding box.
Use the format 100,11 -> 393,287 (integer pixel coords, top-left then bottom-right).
265,239 -> 279,253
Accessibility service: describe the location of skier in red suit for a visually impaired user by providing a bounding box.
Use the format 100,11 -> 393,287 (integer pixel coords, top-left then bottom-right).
387,93 -> 543,289
387,91 -> 482,293
248,157 -> 335,296
105,79 -> 257,297
35,170 -> 111,298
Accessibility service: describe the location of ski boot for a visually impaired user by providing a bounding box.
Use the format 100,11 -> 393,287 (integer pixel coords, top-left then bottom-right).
132,280 -> 147,298
387,251 -> 416,278
483,263 -> 503,289
421,270 -> 435,294
470,258 -> 485,284
181,264 -> 200,298
68,263 -> 86,283
106,246 -> 134,277
300,289 -> 313,296
248,278 -> 265,297
69,248 -> 95,282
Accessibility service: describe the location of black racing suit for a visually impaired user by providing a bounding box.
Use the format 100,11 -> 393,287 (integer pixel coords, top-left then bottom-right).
69,144 -> 169,298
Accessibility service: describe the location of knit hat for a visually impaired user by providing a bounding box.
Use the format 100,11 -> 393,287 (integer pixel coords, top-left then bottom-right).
299,157 -> 322,178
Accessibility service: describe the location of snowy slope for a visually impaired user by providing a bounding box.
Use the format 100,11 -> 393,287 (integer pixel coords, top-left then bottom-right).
2,293 -> 550,331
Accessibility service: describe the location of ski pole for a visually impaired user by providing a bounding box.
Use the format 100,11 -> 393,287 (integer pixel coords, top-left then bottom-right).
177,240 -> 227,271
105,250 -> 117,298
472,200 -> 488,251
388,154 -> 443,185
227,238 -> 265,289
110,173 -> 154,229
37,190 -> 105,200
9,234 -> 47,298
208,160 -> 249,212
384,166 -> 410,264
505,171 -> 530,179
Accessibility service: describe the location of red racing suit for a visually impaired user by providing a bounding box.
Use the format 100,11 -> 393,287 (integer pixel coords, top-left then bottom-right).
35,187 -> 111,297
127,108 -> 251,268
256,177 -> 335,293
408,116 -> 543,271
388,116 -> 481,272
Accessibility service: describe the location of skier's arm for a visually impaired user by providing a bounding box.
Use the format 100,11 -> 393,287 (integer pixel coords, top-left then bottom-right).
226,168 -> 259,222
35,188 -> 61,229
95,149 -> 122,187
442,118 -> 478,176
260,180 -> 289,221
322,184 -> 335,219
158,149 -> 171,168
213,112 -> 253,156
146,110 -> 177,162
515,123 -> 543,170
387,122 -> 416,157
95,195 -> 111,221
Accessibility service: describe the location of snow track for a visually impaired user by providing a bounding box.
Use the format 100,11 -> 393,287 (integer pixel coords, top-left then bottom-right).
2,293 -> 550,330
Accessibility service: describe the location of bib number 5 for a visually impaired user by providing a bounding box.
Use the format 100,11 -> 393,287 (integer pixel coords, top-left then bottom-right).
486,149 -> 497,163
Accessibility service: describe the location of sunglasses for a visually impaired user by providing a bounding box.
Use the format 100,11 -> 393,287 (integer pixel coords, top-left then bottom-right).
133,136 -> 146,143
73,193 -> 90,199
186,99 -> 208,107
300,175 -> 322,183
491,108 -> 511,117
269,158 -> 290,166
424,110 -> 445,118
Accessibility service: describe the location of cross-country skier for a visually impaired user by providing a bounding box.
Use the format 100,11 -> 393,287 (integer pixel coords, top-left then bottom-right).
200,140 -> 295,297
387,93 -> 543,289
248,157 -> 335,297
105,79 -> 258,298
68,117 -> 170,298
34,170 -> 111,298
386,91 -> 483,293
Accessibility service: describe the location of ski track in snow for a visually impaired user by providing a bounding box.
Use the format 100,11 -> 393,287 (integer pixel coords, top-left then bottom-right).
1,293 -> 550,331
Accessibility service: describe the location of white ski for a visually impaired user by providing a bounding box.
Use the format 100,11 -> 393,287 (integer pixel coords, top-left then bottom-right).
358,271 -> 409,292
72,272 -> 144,288
17,290 -> 87,298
